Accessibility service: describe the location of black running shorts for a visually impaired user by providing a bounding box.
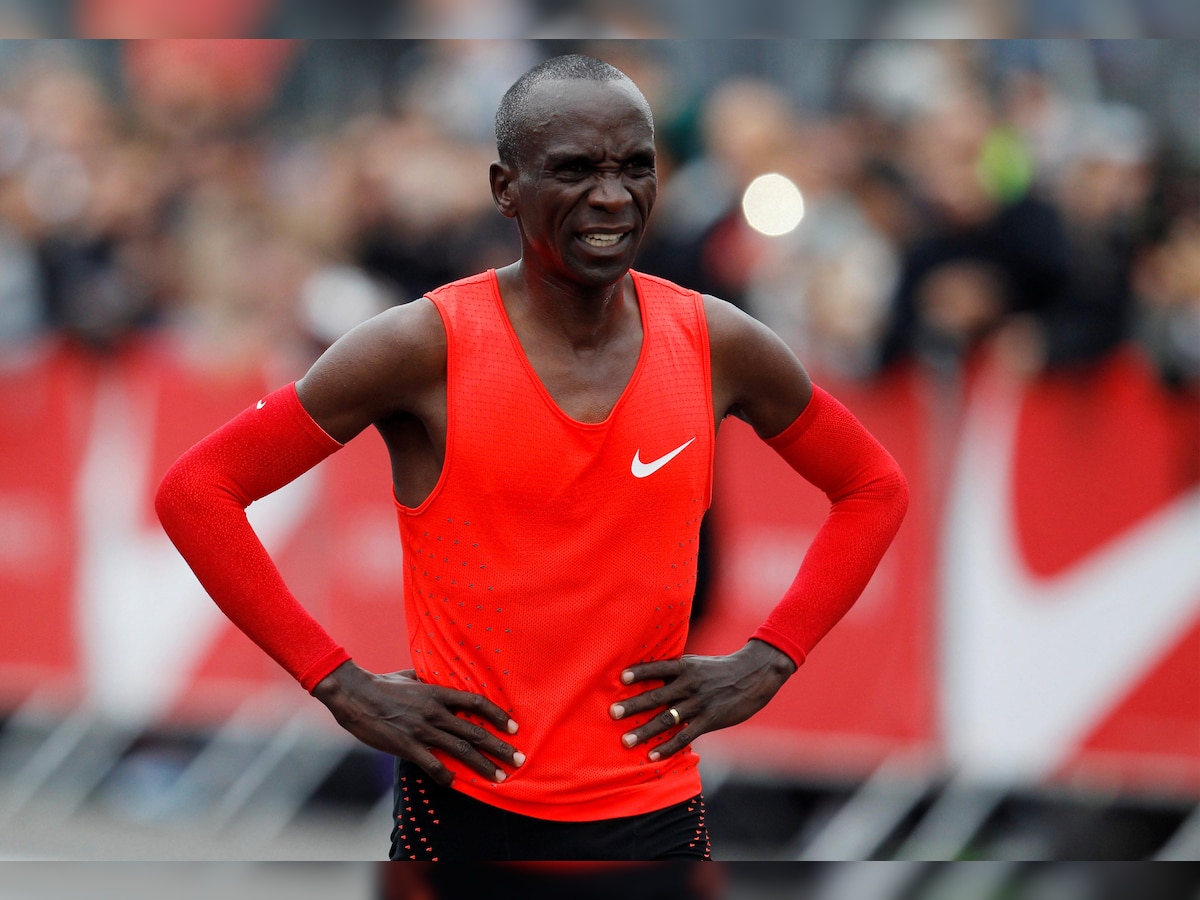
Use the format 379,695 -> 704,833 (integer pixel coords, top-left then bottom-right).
389,758 -> 712,862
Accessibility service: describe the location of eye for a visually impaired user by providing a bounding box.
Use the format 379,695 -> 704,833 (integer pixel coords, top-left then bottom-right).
624,158 -> 655,177
553,159 -> 591,180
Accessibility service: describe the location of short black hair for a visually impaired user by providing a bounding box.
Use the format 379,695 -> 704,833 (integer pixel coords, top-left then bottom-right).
494,54 -> 651,166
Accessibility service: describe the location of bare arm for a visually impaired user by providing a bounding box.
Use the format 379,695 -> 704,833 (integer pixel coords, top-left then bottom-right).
705,293 -> 813,439
295,298 -> 447,444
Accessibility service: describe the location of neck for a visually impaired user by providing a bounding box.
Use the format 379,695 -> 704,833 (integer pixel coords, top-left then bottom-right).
498,261 -> 633,351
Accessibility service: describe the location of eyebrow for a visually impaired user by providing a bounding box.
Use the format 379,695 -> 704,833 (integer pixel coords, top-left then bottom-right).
545,150 -> 594,168
544,145 -> 656,168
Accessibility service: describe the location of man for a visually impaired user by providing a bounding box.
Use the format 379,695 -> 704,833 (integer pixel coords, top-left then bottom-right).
156,54 -> 908,861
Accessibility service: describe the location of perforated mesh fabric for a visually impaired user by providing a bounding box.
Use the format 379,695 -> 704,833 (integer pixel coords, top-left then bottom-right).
398,270 -> 713,821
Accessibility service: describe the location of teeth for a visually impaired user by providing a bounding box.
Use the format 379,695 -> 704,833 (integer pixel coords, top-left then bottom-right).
582,233 -> 623,247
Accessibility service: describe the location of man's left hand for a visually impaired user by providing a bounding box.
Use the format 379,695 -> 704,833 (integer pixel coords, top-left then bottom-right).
610,639 -> 797,760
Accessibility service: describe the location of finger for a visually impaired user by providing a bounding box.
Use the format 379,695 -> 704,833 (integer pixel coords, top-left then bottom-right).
424,727 -> 514,784
620,659 -> 684,686
441,713 -> 527,769
645,722 -> 701,762
610,680 -> 681,720
435,686 -> 519,735
619,704 -> 690,749
623,709 -> 704,760
406,749 -> 456,788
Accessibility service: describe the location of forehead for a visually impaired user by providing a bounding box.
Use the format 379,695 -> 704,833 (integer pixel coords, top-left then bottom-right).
519,78 -> 654,157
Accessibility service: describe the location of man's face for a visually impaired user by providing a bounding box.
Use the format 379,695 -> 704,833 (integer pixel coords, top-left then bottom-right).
495,78 -> 658,290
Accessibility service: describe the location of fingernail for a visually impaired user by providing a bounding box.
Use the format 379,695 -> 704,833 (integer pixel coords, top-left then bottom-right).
494,770 -> 506,783
621,671 -> 634,684
611,704 -> 625,719
648,751 -> 660,762
507,719 -> 519,734
513,752 -> 526,767
622,733 -> 637,748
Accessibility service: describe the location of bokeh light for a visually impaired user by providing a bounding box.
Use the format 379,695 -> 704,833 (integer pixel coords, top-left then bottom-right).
741,172 -> 805,236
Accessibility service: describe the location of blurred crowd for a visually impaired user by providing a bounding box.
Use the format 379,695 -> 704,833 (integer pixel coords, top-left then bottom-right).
0,38 -> 1196,390
2,0 -> 1198,38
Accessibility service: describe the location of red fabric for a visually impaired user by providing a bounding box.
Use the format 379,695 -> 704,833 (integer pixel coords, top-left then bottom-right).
155,382 -> 350,691
752,386 -> 909,666
402,270 -> 712,820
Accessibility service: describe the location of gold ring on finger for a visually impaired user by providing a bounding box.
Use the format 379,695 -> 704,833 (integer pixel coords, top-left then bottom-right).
667,707 -> 681,726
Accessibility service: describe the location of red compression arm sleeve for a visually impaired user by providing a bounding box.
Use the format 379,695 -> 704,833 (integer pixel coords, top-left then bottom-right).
751,386 -> 909,667
155,382 -> 351,691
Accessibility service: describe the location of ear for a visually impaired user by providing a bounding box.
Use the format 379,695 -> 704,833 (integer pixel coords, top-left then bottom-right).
489,160 -> 519,219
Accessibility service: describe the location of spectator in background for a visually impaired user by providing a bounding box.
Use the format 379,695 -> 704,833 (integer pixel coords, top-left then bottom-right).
0,105 -> 43,349
348,46 -> 525,300
35,134 -> 176,352
0,37 -> 1193,391
166,196 -> 308,373
347,105 -> 518,299
1135,211 -> 1200,390
877,81 -> 1071,375
642,77 -> 801,307
119,39 -> 298,137
1011,101 -> 1155,373
738,106 -> 904,383
0,55 -> 169,352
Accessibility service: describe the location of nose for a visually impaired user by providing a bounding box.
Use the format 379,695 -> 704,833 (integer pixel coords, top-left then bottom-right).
588,172 -> 632,212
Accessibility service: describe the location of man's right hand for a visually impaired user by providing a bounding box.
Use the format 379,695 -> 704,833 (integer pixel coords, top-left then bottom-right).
312,660 -> 524,787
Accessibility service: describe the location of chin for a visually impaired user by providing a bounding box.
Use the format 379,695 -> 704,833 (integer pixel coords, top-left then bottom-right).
575,262 -> 635,286
567,250 -> 641,286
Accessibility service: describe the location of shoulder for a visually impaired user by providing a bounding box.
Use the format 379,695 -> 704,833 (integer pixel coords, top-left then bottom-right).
702,293 -> 789,371
296,298 -> 447,442
425,270 -> 498,303
631,269 -> 696,301
702,294 -> 813,439
330,297 -> 447,378
631,270 -> 708,337
702,293 -> 761,345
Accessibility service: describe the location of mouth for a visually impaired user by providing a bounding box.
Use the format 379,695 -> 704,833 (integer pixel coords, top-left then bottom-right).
579,232 -> 630,249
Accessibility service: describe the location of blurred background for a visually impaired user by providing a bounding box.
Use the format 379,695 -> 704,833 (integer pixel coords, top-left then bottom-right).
0,0 -> 1199,38
0,35 -> 1197,897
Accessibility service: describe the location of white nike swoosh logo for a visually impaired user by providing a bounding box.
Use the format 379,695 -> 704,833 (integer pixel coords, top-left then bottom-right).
943,367 -> 1200,782
631,438 -> 695,478
256,399 -> 266,409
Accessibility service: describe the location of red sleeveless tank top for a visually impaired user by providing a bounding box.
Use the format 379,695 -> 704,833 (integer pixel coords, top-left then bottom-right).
396,269 -> 713,821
